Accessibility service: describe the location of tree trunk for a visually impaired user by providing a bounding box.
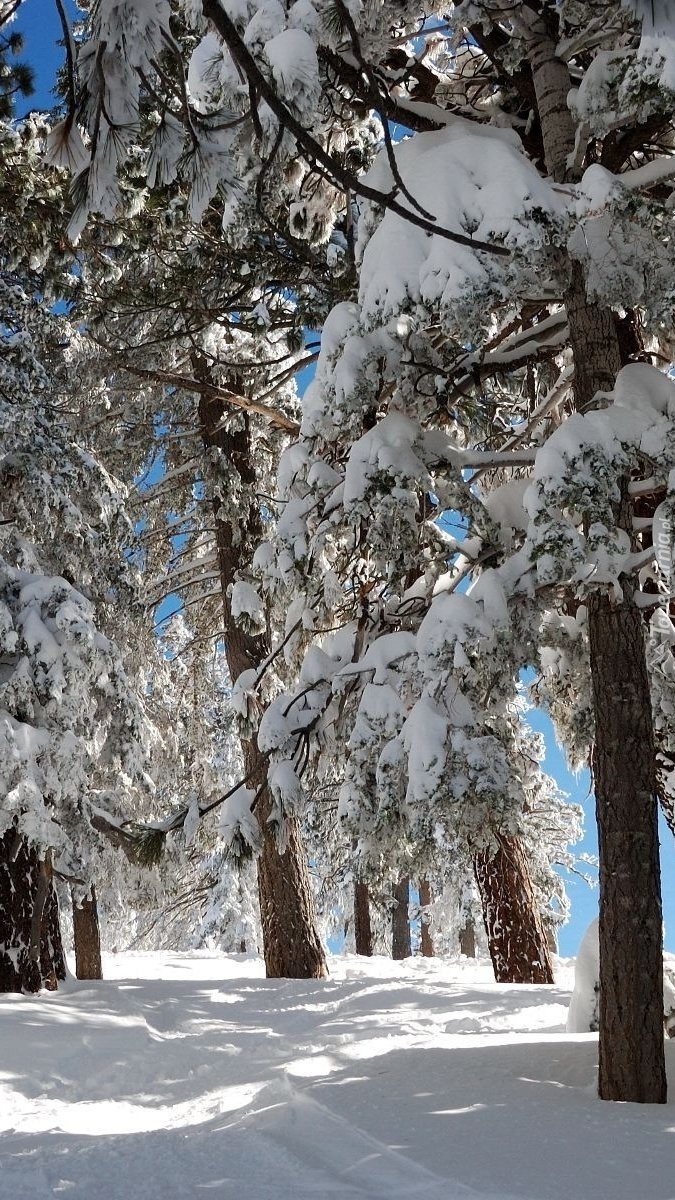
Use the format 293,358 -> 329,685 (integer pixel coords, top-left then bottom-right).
197,374 -> 327,980
473,833 -> 554,984
251,741 -> 327,977
459,917 -> 476,959
40,867 -> 67,992
72,887 -> 103,980
418,879 -> 434,957
526,18 -> 667,1099
589,584 -> 666,1102
391,876 -> 411,960
569,299 -> 666,1103
527,18 -> 666,1100
0,828 -> 65,993
354,879 -> 373,956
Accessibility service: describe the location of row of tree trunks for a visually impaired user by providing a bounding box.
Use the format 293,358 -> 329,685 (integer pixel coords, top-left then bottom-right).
473,834 -> 554,984
354,878 -> 434,958
358,872 -> 547,969
528,14 -> 666,1102
0,827 -> 66,993
198,375 -> 327,979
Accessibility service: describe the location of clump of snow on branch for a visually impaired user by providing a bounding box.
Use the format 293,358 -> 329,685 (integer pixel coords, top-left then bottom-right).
357,123 -> 568,335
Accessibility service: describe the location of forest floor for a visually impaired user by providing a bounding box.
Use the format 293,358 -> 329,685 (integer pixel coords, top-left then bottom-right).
1,951 -> 675,1199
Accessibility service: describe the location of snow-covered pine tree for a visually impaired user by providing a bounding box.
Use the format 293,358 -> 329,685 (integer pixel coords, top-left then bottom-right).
57,0 -> 675,1097
505,0 -> 671,1101
0,5 -> 269,981
0,7 -> 33,119
72,0 -> 567,987
0,274 -> 157,991
106,615 -> 261,955
245,0 -> 673,1100
65,187 -> 332,976
189,0 -> 670,1092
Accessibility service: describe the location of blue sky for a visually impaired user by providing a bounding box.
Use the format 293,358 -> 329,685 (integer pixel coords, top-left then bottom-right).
12,0 -> 78,114
13,0 -> 675,957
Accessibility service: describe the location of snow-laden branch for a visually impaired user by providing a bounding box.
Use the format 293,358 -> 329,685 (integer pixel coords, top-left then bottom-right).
201,0 -> 511,258
620,154 -> 675,192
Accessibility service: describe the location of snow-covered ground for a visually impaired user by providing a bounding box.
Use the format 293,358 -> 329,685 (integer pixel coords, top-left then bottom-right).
1,952 -> 675,1200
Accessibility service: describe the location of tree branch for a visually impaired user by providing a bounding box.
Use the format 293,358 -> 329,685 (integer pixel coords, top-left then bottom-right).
120,364 -> 300,433
200,0 -> 510,257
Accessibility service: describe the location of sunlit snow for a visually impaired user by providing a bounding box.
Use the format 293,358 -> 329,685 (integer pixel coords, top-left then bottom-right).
2,952 -> 675,1199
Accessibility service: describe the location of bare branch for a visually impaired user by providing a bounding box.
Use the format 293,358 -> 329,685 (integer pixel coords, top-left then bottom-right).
121,363 -> 300,433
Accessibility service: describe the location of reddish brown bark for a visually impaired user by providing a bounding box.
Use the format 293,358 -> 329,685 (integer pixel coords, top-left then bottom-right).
459,918 -> 476,959
589,583 -> 666,1102
473,833 -> 553,984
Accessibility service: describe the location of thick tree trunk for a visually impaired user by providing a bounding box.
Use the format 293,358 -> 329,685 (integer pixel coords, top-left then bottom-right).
527,19 -> 666,1100
473,833 -> 554,984
418,879 -> 434,957
198,377 -> 327,980
72,887 -> 103,981
354,880 -> 373,956
391,876 -> 411,960
0,828 -> 65,993
589,584 -> 666,1102
569,306 -> 665,1099
249,742 -> 327,977
459,918 -> 476,959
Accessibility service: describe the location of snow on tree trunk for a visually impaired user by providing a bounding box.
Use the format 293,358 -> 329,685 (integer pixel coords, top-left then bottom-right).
40,868 -> 67,992
354,880 -> 373,956
473,833 -> 553,985
527,13 -> 666,1104
0,828 -> 65,993
539,41 -> 663,1102
418,880 -> 434,958
72,887 -> 103,981
391,876 -> 411,960
569,287 -> 666,1103
198,381 -> 327,980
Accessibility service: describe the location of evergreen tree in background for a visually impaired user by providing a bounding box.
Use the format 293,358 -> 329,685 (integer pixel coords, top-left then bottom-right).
0,271 -> 157,991
0,6 -> 33,120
